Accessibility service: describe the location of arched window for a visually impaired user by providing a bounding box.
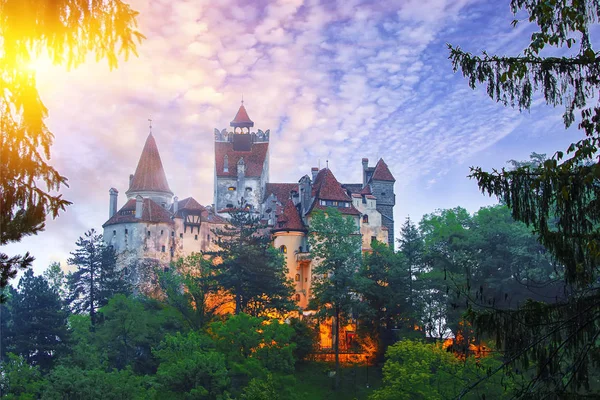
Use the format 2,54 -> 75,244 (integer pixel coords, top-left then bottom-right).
295,274 -> 300,282
224,155 -> 229,173
280,245 -> 287,254
294,294 -> 301,302
161,245 -> 165,253
362,215 -> 369,224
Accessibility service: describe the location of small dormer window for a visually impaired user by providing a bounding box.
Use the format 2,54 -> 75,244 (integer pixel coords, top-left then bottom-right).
224,155 -> 229,173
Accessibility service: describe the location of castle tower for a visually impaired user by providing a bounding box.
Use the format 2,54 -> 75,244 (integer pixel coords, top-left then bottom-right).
125,133 -> 173,208
214,103 -> 270,215
365,158 -> 396,243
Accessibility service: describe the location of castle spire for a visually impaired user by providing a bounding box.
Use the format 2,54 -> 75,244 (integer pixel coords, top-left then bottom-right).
126,132 -> 173,200
230,101 -> 254,130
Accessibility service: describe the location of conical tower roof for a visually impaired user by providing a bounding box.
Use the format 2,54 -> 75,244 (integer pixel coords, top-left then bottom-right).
126,133 -> 173,196
230,104 -> 254,128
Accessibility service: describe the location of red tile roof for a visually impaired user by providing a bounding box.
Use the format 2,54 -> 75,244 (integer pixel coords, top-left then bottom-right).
103,198 -> 174,227
273,200 -> 306,232
201,209 -> 228,224
171,197 -> 206,217
215,142 -> 268,178
127,134 -> 172,195
371,159 -> 395,182
230,104 -> 254,127
264,183 -> 298,203
312,169 -> 352,201
310,203 -> 361,216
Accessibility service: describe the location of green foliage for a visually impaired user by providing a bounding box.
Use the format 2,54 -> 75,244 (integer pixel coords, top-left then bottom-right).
210,207 -> 294,316
371,340 -> 513,400
67,229 -> 130,325
289,317 -> 318,363
63,314 -> 105,370
239,374 -> 279,400
450,1 -> 600,395
42,366 -> 153,400
158,254 -> 224,330
0,353 -> 46,399
9,269 -> 68,370
153,330 -> 230,399
0,0 -> 143,295
356,240 -> 412,361
43,262 -> 67,302
211,313 -> 296,376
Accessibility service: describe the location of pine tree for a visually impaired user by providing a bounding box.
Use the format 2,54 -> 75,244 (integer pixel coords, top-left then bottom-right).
0,0 -> 144,295
398,217 -> 424,326
10,270 -> 68,370
210,207 -> 294,316
67,229 -> 130,326
449,1 -> 600,395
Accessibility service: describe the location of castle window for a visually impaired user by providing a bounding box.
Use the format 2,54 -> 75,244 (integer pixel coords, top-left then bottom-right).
161,230 -> 164,235
180,233 -> 183,238
147,231 -> 151,237
371,236 -> 376,243
246,187 -> 252,191
171,231 -> 174,237
194,235 -> 198,240
224,155 -> 229,173
113,230 -> 116,235
170,247 -> 174,257
299,246 -> 303,252
226,203 -> 234,208
125,229 -> 128,235
362,215 -> 369,224
381,192 -> 386,196
305,277 -> 308,282
333,201 -> 338,206
228,186 -> 236,191
295,294 -> 301,302
161,245 -> 165,252
280,245 -> 287,254
207,235 -> 210,242
295,274 -> 300,282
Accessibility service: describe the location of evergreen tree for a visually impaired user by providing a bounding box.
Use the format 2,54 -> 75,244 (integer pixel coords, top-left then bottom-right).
356,240 -> 409,362
0,0 -> 143,295
10,269 -> 68,370
0,286 -> 16,361
308,207 -> 362,389
67,229 -> 130,326
398,217 -> 424,326
450,1 -> 600,395
43,262 -> 67,302
210,207 -> 294,316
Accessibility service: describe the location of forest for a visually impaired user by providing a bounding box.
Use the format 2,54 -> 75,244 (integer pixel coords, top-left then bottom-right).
0,202 -> 580,399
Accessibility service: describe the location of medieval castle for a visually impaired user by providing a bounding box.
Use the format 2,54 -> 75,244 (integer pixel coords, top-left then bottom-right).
103,103 -> 395,308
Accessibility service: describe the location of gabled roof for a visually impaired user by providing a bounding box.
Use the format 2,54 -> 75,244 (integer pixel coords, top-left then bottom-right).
230,104 -> 254,128
273,200 -> 306,232
264,183 -> 298,203
201,210 -> 228,224
371,159 -> 395,182
126,134 -> 173,195
312,168 -> 352,202
171,197 -> 206,217
103,198 -> 174,227
215,142 -> 268,178
308,203 -> 361,216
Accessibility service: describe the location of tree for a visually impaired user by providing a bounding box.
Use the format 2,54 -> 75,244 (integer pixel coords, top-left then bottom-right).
44,261 -> 67,302
398,217 -> 425,328
153,330 -> 230,399
158,254 -> 227,330
0,353 -> 46,399
0,0 -> 144,295
210,207 -> 294,316
450,1 -> 600,395
67,229 -> 130,326
10,269 -> 68,370
308,207 -> 362,389
356,240 -> 410,362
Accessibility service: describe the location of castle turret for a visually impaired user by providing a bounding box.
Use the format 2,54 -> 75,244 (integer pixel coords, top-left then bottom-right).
126,133 -> 173,207
369,159 -> 396,243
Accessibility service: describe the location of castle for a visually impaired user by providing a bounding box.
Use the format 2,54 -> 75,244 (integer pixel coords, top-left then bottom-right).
103,103 -> 395,309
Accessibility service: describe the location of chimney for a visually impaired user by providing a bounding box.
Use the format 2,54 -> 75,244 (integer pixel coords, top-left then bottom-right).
135,195 -> 143,218
109,188 -> 118,218
311,167 -> 319,181
173,196 -> 179,214
362,158 -> 369,186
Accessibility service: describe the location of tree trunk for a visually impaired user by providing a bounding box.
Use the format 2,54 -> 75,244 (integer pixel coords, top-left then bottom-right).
335,305 -> 340,390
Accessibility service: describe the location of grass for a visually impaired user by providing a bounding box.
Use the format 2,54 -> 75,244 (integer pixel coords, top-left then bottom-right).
290,361 -> 382,400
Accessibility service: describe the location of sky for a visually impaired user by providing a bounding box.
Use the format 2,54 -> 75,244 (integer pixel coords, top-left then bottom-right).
5,0 -> 584,276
